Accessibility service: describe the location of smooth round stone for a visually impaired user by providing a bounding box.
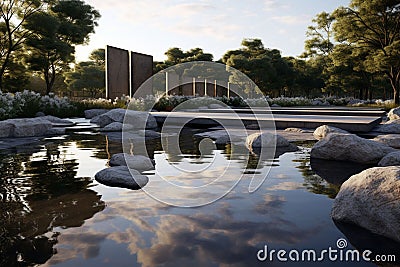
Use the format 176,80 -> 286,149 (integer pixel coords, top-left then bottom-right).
95,166 -> 149,190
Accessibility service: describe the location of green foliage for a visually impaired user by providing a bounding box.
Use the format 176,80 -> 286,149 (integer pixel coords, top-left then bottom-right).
22,0 -> 100,94
65,48 -> 105,98
0,0 -> 42,90
223,39 -> 293,97
154,47 -> 214,95
286,57 -> 324,97
302,12 -> 335,58
155,47 -> 214,72
333,0 -> 400,103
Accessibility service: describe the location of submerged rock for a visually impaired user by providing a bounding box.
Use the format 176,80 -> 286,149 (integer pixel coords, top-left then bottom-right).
311,133 -> 395,164
246,132 -> 298,154
246,132 -> 291,148
109,153 -> 155,172
378,151 -> 400,167
95,166 -> 149,190
332,167 -> 400,243
313,125 -> 349,140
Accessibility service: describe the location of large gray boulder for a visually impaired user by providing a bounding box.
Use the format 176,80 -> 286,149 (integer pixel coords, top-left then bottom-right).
109,153 -> 155,172
91,108 -> 157,129
313,125 -> 349,140
0,117 -> 71,138
41,115 -> 75,126
332,167 -> 400,243
0,121 -> 14,138
388,107 -> 400,121
378,151 -> 400,167
84,109 -> 109,119
95,166 -> 149,190
311,133 -> 395,164
373,134 -> 400,148
6,118 -> 52,138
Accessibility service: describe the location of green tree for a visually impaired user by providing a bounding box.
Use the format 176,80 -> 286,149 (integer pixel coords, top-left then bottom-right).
24,0 -> 100,94
334,0 -> 400,103
302,12 -> 336,58
0,0 -> 42,90
65,48 -> 105,98
156,47 -> 213,95
326,44 -> 386,99
301,12 -> 338,96
287,57 -> 324,97
222,38 -> 292,97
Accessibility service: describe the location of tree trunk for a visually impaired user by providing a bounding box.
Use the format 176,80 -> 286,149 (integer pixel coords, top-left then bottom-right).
45,64 -> 56,95
394,89 -> 399,105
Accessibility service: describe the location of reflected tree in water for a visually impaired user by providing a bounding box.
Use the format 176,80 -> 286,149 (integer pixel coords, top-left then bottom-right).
293,150 -> 341,199
0,141 -> 105,266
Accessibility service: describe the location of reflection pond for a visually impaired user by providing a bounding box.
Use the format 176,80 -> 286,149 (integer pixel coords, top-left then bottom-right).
0,128 -> 398,267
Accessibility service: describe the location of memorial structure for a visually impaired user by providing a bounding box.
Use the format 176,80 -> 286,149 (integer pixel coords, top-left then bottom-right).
106,46 -> 153,99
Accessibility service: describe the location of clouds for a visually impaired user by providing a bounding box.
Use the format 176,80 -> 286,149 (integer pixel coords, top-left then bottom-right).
86,0 -> 244,42
76,0 -> 349,63
271,15 -> 310,25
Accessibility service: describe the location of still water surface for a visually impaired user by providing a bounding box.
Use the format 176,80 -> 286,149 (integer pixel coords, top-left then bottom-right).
0,127 -> 397,267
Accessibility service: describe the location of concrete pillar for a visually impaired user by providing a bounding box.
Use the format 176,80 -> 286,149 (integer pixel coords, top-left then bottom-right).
165,72 -> 169,96
193,77 -> 196,96
204,79 -> 207,96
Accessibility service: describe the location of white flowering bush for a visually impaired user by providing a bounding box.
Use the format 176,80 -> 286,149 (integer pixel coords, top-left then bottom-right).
0,90 -> 78,120
40,93 -> 75,116
267,96 -> 312,107
0,91 -> 17,120
1,90 -> 397,121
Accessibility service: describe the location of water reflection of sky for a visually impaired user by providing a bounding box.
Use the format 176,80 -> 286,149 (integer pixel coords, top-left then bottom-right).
0,132 -> 380,267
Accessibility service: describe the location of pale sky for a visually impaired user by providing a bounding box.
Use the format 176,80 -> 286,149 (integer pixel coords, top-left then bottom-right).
75,0 -> 350,62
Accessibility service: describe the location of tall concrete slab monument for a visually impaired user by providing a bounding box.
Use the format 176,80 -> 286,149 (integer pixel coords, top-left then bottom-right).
131,52 -> 153,97
106,46 -> 130,99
